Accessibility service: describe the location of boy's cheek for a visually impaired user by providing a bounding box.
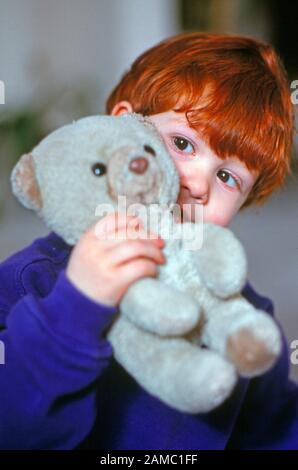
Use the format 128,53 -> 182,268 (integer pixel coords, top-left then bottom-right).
204,204 -> 234,227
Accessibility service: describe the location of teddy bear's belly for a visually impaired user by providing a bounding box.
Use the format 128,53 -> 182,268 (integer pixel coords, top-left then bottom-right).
158,245 -> 202,299
150,216 -> 220,312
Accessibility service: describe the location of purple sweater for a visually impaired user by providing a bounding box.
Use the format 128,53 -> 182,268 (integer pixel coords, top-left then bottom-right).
0,232 -> 297,450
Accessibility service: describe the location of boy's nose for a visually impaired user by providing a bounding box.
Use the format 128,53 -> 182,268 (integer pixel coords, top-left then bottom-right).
180,177 -> 210,204
129,157 -> 148,174
177,162 -> 210,203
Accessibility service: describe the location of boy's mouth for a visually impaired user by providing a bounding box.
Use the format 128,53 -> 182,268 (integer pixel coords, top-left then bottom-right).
176,188 -> 204,223
175,200 -> 196,223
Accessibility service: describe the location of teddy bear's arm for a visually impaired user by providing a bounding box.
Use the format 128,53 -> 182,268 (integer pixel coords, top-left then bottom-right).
120,277 -> 201,336
193,224 -> 247,298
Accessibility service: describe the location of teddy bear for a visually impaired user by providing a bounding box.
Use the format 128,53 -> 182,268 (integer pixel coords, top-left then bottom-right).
10,113 -> 282,414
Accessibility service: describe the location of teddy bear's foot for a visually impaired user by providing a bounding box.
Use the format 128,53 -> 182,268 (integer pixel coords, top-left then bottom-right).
121,277 -> 201,336
202,298 -> 282,378
226,321 -> 281,378
108,316 -> 237,414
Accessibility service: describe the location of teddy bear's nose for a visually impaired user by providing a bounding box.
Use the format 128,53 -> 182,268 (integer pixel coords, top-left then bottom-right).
129,157 -> 148,174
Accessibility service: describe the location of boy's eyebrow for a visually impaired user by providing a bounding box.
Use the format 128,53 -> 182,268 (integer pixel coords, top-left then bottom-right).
170,116 -> 212,144
170,119 -> 201,140
222,157 -> 256,178
170,120 -> 210,149
223,157 -> 252,173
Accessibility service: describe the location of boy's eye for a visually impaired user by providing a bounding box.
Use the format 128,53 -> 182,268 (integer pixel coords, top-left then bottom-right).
217,169 -> 239,189
173,137 -> 194,154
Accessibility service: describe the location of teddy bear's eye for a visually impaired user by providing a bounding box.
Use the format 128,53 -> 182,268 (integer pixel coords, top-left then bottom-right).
91,162 -> 107,177
144,145 -> 156,157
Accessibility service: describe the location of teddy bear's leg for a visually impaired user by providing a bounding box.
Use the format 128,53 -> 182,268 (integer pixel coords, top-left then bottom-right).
201,297 -> 282,378
107,315 -> 237,414
120,277 -> 201,336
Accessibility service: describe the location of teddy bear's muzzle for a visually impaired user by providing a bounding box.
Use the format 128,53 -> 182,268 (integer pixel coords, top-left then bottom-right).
107,148 -> 164,204
129,157 -> 149,174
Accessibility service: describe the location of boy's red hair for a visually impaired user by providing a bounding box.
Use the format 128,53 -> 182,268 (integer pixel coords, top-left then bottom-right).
106,32 -> 294,208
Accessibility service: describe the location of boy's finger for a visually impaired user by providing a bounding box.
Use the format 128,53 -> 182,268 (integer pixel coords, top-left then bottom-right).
105,239 -> 166,267
99,226 -> 165,246
93,212 -> 141,239
116,258 -> 159,287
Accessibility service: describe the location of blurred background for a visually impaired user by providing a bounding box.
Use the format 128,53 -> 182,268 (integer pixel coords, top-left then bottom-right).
0,0 -> 297,382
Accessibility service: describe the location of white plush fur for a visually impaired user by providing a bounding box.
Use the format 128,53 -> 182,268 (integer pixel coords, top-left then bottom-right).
11,113 -> 282,413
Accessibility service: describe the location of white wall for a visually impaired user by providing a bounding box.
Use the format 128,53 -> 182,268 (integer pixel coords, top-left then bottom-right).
0,0 -> 179,112
0,0 -> 179,258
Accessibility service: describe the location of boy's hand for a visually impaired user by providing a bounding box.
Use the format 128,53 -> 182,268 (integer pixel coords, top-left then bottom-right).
66,212 -> 166,307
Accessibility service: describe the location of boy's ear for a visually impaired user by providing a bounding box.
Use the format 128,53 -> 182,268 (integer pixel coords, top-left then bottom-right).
110,101 -> 134,116
10,153 -> 43,211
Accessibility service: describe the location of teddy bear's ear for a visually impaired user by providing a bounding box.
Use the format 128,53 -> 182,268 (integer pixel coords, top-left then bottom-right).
10,153 -> 43,211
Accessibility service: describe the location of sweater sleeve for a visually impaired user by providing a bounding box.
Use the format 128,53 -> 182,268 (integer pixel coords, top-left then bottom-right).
226,301 -> 298,450
0,268 -> 118,450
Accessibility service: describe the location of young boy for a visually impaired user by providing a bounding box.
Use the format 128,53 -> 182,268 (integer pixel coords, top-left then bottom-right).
0,32 -> 297,450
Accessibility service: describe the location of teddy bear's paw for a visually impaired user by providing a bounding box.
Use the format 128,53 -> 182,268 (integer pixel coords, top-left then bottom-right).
197,224 -> 247,298
226,316 -> 282,377
180,351 -> 237,414
197,353 -> 238,413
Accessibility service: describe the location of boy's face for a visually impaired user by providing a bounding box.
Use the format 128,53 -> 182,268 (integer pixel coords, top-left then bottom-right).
111,103 -> 259,227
